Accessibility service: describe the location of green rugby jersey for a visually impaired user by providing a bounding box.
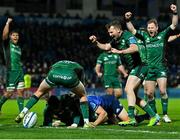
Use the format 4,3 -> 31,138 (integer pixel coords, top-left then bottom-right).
136,38 -> 147,64
136,26 -> 171,67
3,40 -> 22,70
96,52 -> 122,76
52,60 -> 83,71
110,30 -> 142,70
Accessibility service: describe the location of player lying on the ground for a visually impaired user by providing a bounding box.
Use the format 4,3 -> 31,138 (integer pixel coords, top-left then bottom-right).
43,94 -> 84,128
87,94 -> 129,127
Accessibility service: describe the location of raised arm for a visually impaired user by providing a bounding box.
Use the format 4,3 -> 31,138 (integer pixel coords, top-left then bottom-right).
89,35 -> 111,50
2,18 -> 13,40
168,33 -> 180,42
125,12 -> 137,35
170,4 -> 178,30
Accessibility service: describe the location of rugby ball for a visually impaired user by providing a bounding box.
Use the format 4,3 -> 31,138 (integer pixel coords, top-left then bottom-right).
23,112 -> 37,128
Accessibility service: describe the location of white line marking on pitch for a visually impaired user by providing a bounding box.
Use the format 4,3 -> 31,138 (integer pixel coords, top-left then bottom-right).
95,128 -> 179,135
2,124 -> 179,135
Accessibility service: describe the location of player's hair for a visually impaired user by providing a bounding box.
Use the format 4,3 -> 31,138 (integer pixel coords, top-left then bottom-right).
147,18 -> 158,27
105,20 -> 122,30
10,29 -> 19,35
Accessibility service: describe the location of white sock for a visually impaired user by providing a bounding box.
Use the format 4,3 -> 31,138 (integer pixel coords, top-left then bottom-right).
21,107 -> 29,114
84,119 -> 89,124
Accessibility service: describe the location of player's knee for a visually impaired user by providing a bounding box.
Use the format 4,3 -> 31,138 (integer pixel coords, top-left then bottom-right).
159,88 -> 167,95
34,90 -> 44,98
106,89 -> 113,95
17,89 -> 24,96
124,87 -> 133,94
160,91 -> 168,99
115,92 -> 122,98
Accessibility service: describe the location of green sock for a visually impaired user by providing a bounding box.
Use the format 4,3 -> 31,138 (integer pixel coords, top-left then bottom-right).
17,97 -> 24,112
25,95 -> 39,109
80,101 -> 89,123
73,116 -> 80,125
143,104 -> 156,117
128,106 -> 135,119
0,96 -> 8,111
148,99 -> 157,113
161,98 -> 168,115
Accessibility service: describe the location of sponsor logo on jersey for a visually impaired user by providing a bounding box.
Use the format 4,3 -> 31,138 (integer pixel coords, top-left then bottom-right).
53,75 -> 72,80
104,57 -> 108,61
147,42 -> 163,48
90,102 -> 97,110
129,37 -> 137,44
160,71 -> 166,76
157,36 -> 162,39
116,108 -> 120,113
146,38 -> 150,43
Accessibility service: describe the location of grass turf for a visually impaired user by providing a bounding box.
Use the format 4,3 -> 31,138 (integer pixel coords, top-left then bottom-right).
0,98 -> 180,139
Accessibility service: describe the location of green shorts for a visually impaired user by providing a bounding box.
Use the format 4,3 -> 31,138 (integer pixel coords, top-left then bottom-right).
145,66 -> 168,81
45,67 -> 79,88
129,65 -> 148,80
103,75 -> 122,89
6,69 -> 24,91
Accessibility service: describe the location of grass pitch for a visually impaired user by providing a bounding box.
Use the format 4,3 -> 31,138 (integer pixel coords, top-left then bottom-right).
0,98 -> 180,139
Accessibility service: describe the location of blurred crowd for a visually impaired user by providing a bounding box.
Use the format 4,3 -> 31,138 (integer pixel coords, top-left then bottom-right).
0,13 -> 179,88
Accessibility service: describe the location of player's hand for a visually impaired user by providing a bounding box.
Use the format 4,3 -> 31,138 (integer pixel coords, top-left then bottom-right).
111,48 -> 123,54
170,4 -> 177,13
123,73 -> 128,78
52,120 -> 61,127
125,12 -> 132,20
6,18 -> 13,24
90,122 -> 96,127
67,123 -> 78,129
97,72 -> 103,78
89,35 -> 97,43
176,33 -> 180,38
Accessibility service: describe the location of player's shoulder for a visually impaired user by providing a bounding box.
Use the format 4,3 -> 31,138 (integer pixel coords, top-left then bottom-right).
122,30 -> 136,40
123,30 -> 131,35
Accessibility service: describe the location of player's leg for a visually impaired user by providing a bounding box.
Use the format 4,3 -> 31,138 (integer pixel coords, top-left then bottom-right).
144,80 -> 157,113
113,88 -> 123,98
16,81 -> 25,112
15,79 -> 52,123
113,77 -> 123,98
0,70 -> 17,111
17,88 -> 24,112
117,108 -> 129,121
71,81 -> 94,127
0,90 -> 13,111
105,88 -> 114,96
16,71 -> 25,112
157,77 -> 171,123
103,76 -> 115,96
120,65 -> 148,125
111,97 -> 129,125
125,76 -> 140,118
135,96 -> 160,126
